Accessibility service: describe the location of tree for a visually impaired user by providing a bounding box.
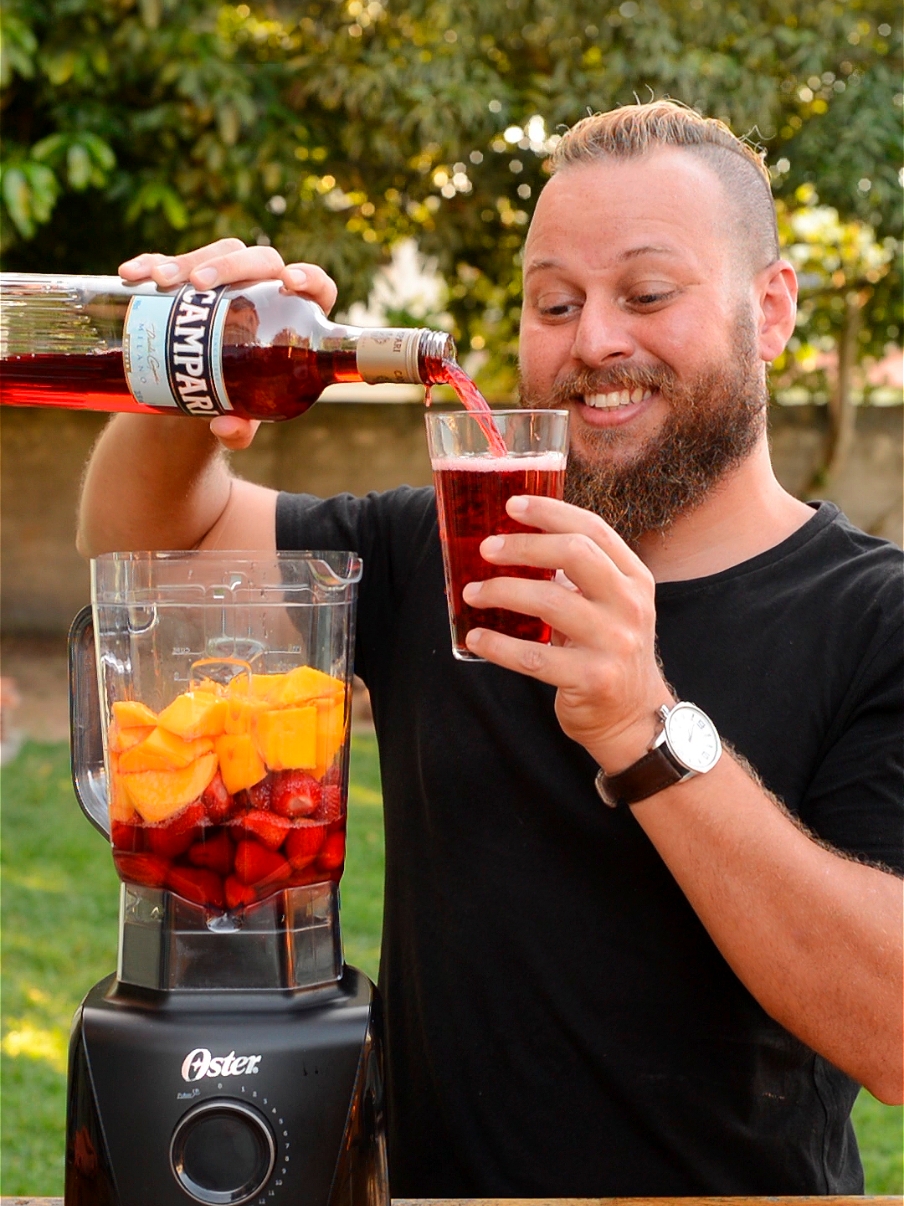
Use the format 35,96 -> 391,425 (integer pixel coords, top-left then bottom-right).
2,0 -> 900,400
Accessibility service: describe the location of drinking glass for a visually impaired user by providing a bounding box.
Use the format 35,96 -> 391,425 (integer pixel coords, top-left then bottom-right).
425,408 -> 569,661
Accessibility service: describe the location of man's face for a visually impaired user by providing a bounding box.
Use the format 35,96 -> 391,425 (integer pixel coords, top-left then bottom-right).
519,149 -> 769,542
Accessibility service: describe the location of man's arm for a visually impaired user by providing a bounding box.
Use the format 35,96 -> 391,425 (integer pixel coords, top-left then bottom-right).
464,495 -> 904,1105
77,241 -> 338,558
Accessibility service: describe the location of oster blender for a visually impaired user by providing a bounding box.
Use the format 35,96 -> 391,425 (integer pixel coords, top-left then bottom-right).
65,550 -> 388,1206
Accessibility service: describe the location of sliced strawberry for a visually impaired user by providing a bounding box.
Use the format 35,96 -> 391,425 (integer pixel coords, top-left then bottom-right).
317,831 -> 346,871
234,840 -> 291,888
270,769 -> 321,818
146,804 -> 205,858
188,829 -> 235,877
235,774 -> 273,813
113,850 -> 170,888
167,865 -> 225,908
321,760 -> 343,787
232,810 -> 293,852
290,864 -> 331,887
315,785 -> 344,823
201,772 -> 236,823
285,822 -> 327,869
224,874 -> 257,910
111,821 -> 144,852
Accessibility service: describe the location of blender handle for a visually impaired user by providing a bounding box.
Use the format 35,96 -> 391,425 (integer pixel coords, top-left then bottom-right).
69,605 -> 110,840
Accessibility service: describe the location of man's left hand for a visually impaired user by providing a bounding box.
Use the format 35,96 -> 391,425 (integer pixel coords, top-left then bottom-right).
462,495 -> 673,772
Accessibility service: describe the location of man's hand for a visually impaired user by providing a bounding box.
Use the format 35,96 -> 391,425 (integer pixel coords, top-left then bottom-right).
117,239 -> 339,451
461,494 -> 673,772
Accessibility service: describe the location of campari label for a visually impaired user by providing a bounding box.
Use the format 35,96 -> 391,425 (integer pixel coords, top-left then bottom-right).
123,285 -> 233,415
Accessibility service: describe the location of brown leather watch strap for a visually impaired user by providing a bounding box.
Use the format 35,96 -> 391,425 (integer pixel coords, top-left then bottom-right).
595,745 -> 687,808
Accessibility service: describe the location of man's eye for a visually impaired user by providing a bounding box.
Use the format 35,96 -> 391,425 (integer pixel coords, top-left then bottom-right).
628,290 -> 674,307
538,300 -> 579,318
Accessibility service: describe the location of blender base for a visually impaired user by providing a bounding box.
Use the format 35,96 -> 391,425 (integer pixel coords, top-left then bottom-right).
65,965 -> 388,1206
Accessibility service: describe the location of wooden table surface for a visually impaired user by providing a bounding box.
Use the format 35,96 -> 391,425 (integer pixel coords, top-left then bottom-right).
3,1198 -> 900,1205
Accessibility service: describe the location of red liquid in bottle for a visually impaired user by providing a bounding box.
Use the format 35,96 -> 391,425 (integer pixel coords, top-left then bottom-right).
0,344 -> 363,420
432,453 -> 566,651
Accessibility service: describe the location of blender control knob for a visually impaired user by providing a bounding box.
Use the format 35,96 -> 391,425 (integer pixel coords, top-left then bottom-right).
170,1099 -> 276,1205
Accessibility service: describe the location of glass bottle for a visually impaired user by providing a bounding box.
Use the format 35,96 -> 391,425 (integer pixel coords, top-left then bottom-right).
0,273 -> 455,420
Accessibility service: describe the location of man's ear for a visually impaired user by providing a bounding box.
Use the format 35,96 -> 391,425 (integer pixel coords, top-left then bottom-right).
755,260 -> 798,362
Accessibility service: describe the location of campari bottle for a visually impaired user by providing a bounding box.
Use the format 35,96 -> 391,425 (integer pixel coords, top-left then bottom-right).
0,273 -> 455,419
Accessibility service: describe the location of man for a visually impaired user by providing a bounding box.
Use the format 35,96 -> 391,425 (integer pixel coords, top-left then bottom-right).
78,101 -> 903,1193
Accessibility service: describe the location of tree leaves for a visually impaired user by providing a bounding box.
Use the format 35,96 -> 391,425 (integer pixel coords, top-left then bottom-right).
0,0 -> 900,386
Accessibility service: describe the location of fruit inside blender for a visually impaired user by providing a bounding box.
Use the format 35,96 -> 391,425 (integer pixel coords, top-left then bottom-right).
107,662 -> 349,912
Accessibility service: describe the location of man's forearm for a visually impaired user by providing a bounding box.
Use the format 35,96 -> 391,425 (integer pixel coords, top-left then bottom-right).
77,414 -> 232,557
631,754 -> 904,1104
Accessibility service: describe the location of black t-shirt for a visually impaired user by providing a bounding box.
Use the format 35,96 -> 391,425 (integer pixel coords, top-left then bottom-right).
276,489 -> 903,1196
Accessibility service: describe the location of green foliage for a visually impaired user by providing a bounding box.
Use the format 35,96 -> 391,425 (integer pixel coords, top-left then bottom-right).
0,0 -> 900,390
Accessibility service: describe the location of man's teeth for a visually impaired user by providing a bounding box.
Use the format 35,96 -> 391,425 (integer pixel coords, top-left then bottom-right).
584,388 -> 653,409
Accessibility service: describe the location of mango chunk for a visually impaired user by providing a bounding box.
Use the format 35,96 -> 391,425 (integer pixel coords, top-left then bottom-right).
215,733 -> 268,795
273,665 -> 345,707
118,726 -> 214,773
108,771 -> 139,823
109,722 -> 155,755
314,696 -> 347,779
255,705 -> 318,771
112,700 -> 158,728
122,752 -> 218,823
228,673 -> 284,703
157,690 -> 228,740
223,694 -> 269,736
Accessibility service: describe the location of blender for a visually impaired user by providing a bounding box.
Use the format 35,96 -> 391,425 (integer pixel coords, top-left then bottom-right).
65,549 -> 388,1206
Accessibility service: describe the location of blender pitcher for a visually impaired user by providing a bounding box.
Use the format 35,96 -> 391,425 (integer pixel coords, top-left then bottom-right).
66,551 -> 388,1206
70,548 -> 362,987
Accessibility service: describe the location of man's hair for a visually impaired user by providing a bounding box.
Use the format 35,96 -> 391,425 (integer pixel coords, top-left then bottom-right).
549,100 -> 780,273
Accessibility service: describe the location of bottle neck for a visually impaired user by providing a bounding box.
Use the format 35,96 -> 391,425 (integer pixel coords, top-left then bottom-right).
352,325 -> 456,387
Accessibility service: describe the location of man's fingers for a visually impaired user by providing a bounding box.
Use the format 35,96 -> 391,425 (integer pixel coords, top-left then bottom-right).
209,415 -> 261,450
506,495 -> 642,578
118,252 -> 174,280
118,240 -> 248,284
186,245 -> 285,289
280,263 -> 339,313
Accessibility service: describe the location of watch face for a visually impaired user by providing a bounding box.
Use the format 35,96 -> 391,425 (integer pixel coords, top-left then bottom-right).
664,703 -> 722,774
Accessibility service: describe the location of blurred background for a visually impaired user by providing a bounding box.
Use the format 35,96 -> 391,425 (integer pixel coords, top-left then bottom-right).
1,0 -> 902,1194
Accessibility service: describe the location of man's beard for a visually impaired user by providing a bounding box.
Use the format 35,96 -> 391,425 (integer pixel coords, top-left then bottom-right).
519,314 -> 767,545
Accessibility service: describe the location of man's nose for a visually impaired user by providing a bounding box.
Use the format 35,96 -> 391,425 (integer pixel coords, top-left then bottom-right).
569,301 -> 635,366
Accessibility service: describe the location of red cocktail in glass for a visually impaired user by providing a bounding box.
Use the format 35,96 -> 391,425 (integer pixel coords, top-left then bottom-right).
426,409 -> 569,661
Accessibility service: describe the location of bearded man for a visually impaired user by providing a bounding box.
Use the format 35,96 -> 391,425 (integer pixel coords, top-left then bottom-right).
78,101 -> 903,1194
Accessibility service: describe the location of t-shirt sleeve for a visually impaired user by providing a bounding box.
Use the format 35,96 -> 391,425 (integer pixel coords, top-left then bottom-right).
275,486 -> 438,686
797,617 -> 904,875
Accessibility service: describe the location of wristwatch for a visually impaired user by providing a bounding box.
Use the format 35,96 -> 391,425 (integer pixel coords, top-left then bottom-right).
595,701 -> 722,808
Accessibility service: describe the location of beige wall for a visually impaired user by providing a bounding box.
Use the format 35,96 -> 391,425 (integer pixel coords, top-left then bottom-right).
1,402 -> 901,635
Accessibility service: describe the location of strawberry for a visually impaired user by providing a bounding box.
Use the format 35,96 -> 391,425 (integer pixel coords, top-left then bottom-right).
232,810 -> 292,852
234,840 -> 291,887
235,775 -> 273,813
201,772 -> 236,823
315,785 -> 343,823
285,822 -> 326,869
113,850 -> 170,888
270,769 -> 321,818
146,802 -> 205,858
317,831 -> 346,871
111,821 -> 144,852
188,829 -> 235,877
224,874 -> 257,910
167,865 -> 225,909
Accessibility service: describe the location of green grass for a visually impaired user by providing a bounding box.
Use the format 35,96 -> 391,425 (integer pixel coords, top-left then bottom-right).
2,737 -> 902,1196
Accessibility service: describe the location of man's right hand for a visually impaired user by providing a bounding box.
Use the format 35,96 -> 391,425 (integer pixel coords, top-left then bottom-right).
118,238 -> 339,451
79,237 -> 339,557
